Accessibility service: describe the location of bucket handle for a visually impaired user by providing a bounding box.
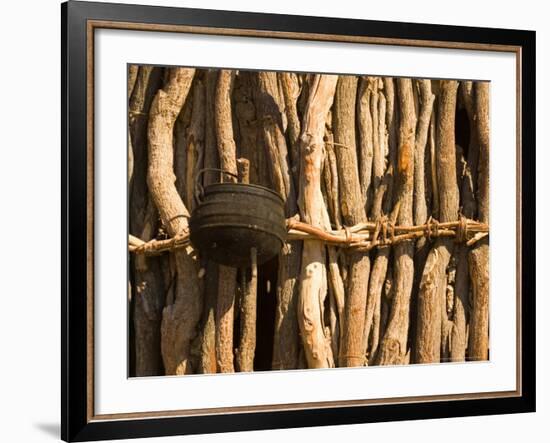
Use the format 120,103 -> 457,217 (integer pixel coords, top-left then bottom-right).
194,168 -> 240,204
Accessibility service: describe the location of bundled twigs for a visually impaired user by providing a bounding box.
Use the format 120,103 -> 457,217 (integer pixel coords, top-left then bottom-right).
128,216 -> 489,256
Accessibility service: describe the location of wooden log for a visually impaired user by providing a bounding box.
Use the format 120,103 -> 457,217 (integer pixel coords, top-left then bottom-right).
233,71 -> 263,185
252,72 -> 303,370
409,79 -> 436,363
214,69 -> 239,373
323,119 -> 342,229
234,159 -> 257,372
216,265 -> 237,373
364,79 -> 398,362
296,74 -> 337,369
129,66 -> 165,375
128,65 -> 139,187
129,66 -> 163,235
147,67 -> 202,375
370,78 -> 383,193
413,80 -> 435,229
255,72 -> 297,208
133,200 -> 165,376
185,77 -> 205,211
357,77 -> 374,212
383,77 -> 399,211
127,65 -> 137,369
378,78 -> 417,365
173,86 -> 193,204
128,65 -> 138,98
468,81 -> 490,361
322,114 -> 345,357
197,70 -> 219,374
273,240 -> 302,370
333,75 -> 370,368
236,248 -> 257,371
414,80 -> 460,364
198,259 -> 218,374
450,81 -> 478,361
279,72 -> 302,191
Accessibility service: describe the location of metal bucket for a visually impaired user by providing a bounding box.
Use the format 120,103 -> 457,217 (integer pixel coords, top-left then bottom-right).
189,169 -> 286,267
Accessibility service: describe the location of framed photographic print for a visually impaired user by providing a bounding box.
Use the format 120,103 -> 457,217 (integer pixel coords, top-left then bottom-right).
61,1 -> 536,441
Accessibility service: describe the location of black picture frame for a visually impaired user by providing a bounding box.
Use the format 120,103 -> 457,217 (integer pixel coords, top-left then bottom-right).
62,1 -> 536,441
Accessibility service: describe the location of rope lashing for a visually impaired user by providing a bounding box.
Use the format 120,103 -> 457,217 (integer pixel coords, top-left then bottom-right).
344,226 -> 352,244
425,216 -> 440,241
388,219 -> 396,244
380,217 -> 388,245
455,214 -> 469,243
370,217 -> 384,249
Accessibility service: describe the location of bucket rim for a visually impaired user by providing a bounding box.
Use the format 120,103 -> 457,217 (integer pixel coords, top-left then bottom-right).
202,182 -> 284,202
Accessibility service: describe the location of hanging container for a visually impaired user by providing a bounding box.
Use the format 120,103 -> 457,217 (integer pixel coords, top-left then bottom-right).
189,169 -> 286,267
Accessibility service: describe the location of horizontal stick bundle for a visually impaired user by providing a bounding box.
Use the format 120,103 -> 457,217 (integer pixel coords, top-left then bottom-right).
128,216 -> 489,256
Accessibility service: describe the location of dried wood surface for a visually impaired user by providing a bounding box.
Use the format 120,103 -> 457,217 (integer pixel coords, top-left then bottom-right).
146,67 -> 202,375
127,65 -> 490,376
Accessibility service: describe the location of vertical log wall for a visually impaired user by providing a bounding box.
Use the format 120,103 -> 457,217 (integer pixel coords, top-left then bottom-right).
128,66 -> 490,375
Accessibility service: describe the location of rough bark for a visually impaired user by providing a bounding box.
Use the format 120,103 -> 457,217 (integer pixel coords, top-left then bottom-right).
185,78 -> 205,211
363,179 -> 395,361
197,69 -> 219,374
128,65 -> 139,98
429,109 -> 439,220
279,72 -> 302,190
255,72 -> 297,208
413,80 -> 435,229
378,78 -> 417,365
215,70 -> 238,179
147,67 -> 202,375
131,68 -> 165,375
129,66 -> 163,235
363,79 -> 396,362
214,70 -> 239,373
233,160 -> 257,372
129,67 -> 490,375
251,72 -> 302,370
133,200 -> 164,376
383,77 -> 399,208
370,78 -> 383,191
128,64 -> 164,377
414,80 -> 459,364
357,77 -> 374,211
450,81 -> 478,361
468,81 -> 490,361
233,71 -> 262,185
297,74 -> 338,368
321,114 -> 345,356
236,247 -> 257,372
272,241 -> 302,369
128,65 -> 138,186
333,75 -> 370,368
410,80 -> 436,361
322,122 -> 342,229
173,91 -> 193,204
198,260 -> 218,374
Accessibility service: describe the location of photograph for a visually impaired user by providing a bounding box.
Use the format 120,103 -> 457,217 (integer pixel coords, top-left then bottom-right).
127,66 -> 490,377
57,1 -> 536,440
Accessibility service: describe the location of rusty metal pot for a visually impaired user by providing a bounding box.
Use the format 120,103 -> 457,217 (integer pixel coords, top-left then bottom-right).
189,169 -> 286,267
